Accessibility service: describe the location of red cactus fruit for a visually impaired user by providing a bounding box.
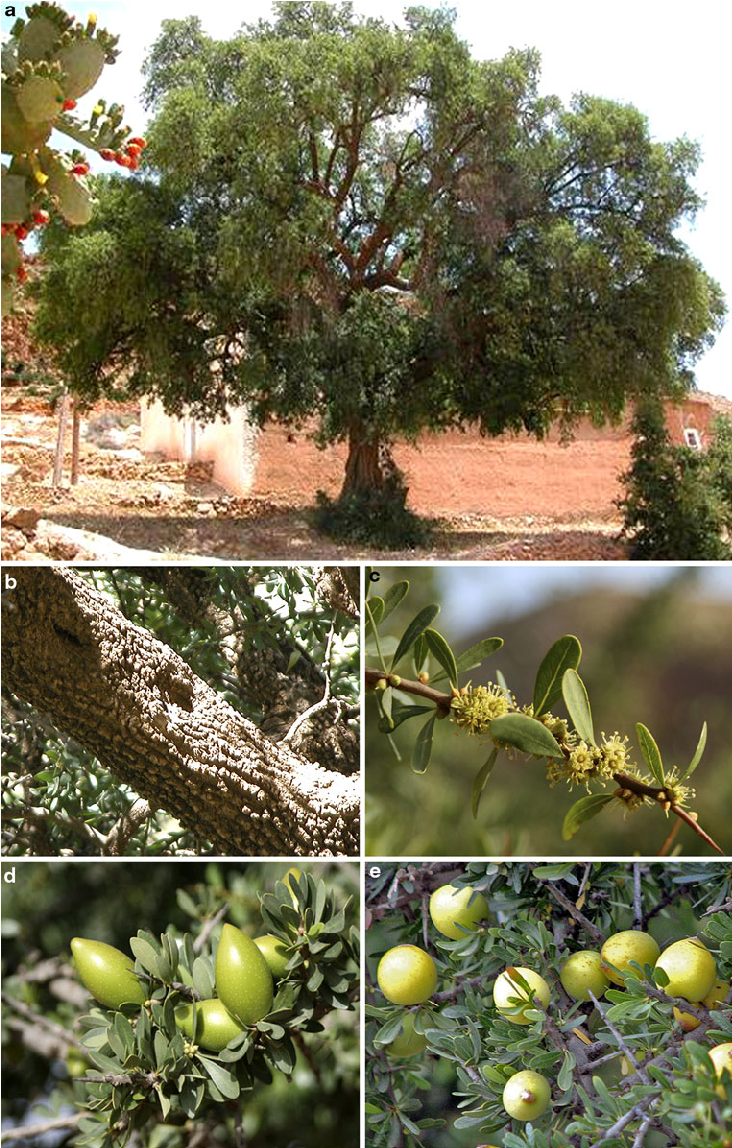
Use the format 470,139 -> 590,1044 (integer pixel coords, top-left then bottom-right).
62,98 -> 77,111
32,210 -> 51,226
99,149 -> 116,161
128,137 -> 147,150
71,163 -> 90,176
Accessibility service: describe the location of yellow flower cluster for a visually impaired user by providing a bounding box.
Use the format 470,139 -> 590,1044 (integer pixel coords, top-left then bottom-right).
449,684 -> 511,735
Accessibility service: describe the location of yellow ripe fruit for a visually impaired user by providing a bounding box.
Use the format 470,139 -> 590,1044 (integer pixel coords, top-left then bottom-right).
385,1012 -> 428,1058
502,1070 -> 551,1121
709,1042 -> 732,1099
377,945 -> 437,1005
493,967 -> 551,1024
174,999 -> 245,1052
429,884 -> 489,940
560,951 -> 610,1002
673,979 -> 729,1032
600,930 -> 660,986
654,937 -> 717,1003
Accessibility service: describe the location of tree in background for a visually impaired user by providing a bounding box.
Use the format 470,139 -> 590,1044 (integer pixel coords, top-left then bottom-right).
2,862 -> 359,1148
31,3 -> 725,542
1,566 -> 360,856
366,861 -> 732,1148
619,401 -> 732,559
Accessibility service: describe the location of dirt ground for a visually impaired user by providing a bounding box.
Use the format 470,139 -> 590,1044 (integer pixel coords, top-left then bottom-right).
1,390 -> 630,561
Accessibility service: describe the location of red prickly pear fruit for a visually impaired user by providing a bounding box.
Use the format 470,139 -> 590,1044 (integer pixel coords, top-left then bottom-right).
62,99 -> 77,111
32,210 -> 51,226
15,225 -> 29,241
125,144 -> 142,157
1,224 -> 12,235
128,137 -> 147,150
71,163 -> 90,176
117,155 -> 133,169
99,149 -> 116,161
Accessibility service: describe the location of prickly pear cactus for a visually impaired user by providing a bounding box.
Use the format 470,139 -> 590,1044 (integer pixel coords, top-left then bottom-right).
1,3 -> 146,315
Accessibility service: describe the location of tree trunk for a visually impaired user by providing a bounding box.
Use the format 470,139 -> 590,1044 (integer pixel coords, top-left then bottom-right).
1,570 -> 359,856
70,399 -> 81,485
339,426 -> 405,501
52,390 -> 70,489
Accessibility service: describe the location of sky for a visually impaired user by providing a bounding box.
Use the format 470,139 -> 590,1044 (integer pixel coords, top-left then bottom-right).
3,0 -> 730,397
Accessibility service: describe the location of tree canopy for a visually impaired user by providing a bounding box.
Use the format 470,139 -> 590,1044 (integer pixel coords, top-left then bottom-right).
33,2 -> 726,519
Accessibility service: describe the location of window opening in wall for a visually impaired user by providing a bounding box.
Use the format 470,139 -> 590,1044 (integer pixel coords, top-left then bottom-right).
684,427 -> 702,450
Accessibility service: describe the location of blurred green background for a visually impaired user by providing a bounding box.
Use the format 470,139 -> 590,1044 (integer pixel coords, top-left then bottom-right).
365,566 -> 732,856
1,860 -> 359,1148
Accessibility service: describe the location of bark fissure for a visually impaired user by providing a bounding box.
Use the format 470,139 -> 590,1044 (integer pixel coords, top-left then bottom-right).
1,570 -> 359,856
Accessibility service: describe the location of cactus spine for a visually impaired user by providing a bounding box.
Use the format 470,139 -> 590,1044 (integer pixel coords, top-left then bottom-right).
1,2 -> 145,314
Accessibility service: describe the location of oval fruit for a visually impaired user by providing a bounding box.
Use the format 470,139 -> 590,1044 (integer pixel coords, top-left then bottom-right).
600,930 -> 660,986
503,1070 -> 551,1121
385,1012 -> 428,1058
215,923 -> 273,1025
560,950 -> 609,1002
254,934 -> 290,979
429,884 -> 489,940
71,937 -> 145,1009
174,999 -> 246,1052
673,979 -> 729,1032
654,937 -> 716,1002
709,1042 -> 732,1096
377,945 -> 437,1005
493,967 -> 550,1024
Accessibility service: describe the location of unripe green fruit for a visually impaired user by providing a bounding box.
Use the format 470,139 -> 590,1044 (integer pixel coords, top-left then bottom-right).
600,930 -> 660,986
709,1042 -> 732,1097
174,999 -> 246,1052
674,979 -> 730,1031
429,883 -> 489,940
215,923 -> 273,1025
560,950 -> 609,1002
502,1070 -> 551,1121
493,967 -> 550,1024
654,937 -> 717,1002
71,937 -> 145,1009
254,934 -> 290,979
385,1012 -> 428,1058
377,945 -> 437,1005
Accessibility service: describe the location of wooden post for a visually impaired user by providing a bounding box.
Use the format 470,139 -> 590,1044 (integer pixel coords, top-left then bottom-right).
52,390 -> 70,489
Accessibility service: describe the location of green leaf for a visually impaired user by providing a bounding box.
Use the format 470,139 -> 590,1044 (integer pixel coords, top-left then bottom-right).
471,748 -> 499,819
286,650 -> 301,673
365,597 -> 385,633
562,669 -> 595,745
381,580 -> 409,621
424,627 -> 458,688
562,794 -> 614,841
489,713 -> 565,759
635,723 -> 665,787
383,699 -> 435,732
391,604 -> 440,670
412,633 -> 428,675
197,1056 -> 241,1100
411,714 -> 436,774
680,721 -> 707,781
533,635 -> 582,717
454,637 -> 503,674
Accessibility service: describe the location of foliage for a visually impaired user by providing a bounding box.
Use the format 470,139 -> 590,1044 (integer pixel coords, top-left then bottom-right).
619,401 -> 732,559
29,3 -> 725,540
1,566 -> 359,856
1,1 -> 144,315
364,574 -> 726,857
365,861 -> 732,1148
2,862 -> 359,1148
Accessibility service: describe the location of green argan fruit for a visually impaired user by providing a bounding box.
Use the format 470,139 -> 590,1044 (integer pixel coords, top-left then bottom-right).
174,999 -> 246,1052
377,945 -> 437,1005
560,950 -> 610,1002
493,967 -> 551,1024
502,1069 -> 551,1121
654,937 -> 717,1002
71,937 -> 145,1009
429,884 -> 489,940
215,923 -> 273,1026
254,934 -> 290,979
385,1012 -> 428,1058
600,930 -> 660,986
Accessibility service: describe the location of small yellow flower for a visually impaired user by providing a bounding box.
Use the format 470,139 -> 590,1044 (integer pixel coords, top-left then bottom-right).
450,683 -> 511,736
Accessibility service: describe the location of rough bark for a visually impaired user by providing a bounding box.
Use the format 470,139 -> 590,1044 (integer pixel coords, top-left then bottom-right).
340,429 -> 406,501
133,568 -> 360,773
1,569 -> 360,856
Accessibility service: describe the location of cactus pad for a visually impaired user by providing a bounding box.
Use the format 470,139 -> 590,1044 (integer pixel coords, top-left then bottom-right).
16,74 -> 65,123
1,86 -> 54,154
45,155 -> 94,225
1,171 -> 30,225
2,232 -> 23,276
17,16 -> 60,64
57,39 -> 106,99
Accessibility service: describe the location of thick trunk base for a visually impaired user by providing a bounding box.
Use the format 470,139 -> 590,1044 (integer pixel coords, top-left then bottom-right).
339,435 -> 407,504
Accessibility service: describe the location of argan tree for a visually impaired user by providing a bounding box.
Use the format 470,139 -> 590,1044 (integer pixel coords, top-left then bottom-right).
366,861 -> 732,1148
1,566 -> 360,856
30,3 -> 725,540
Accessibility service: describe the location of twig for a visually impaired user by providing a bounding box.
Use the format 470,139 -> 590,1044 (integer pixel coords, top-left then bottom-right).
0,1114 -> 81,1144
657,818 -> 682,856
632,864 -> 643,928
0,989 -> 85,1052
283,616 -> 337,744
538,879 -> 604,946
104,798 -> 152,856
365,667 -> 453,712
